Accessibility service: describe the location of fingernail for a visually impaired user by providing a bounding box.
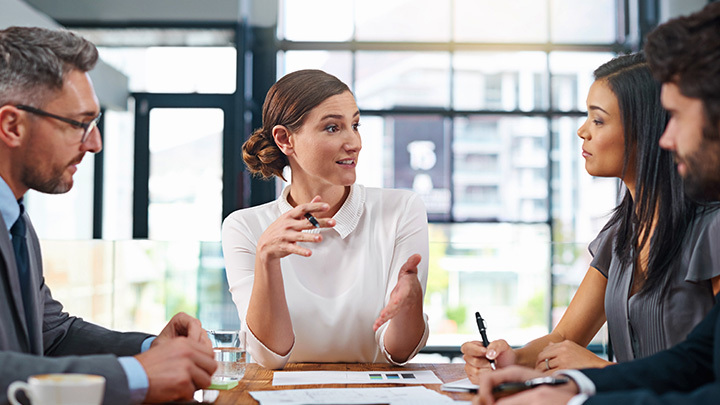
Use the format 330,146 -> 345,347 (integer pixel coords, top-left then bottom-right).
487,349 -> 497,359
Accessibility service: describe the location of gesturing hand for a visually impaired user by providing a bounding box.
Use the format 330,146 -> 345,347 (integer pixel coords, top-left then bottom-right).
373,254 -> 423,331
136,336 -> 217,403
152,312 -> 211,348
256,196 -> 336,261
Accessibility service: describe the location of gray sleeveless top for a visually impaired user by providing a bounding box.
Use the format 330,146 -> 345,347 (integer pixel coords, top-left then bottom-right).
589,205 -> 720,362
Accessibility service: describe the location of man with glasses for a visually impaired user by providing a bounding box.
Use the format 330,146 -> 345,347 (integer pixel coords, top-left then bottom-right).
470,3 -> 720,404
0,26 -> 216,404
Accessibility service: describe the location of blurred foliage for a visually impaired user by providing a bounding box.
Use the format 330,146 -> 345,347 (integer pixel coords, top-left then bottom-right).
518,290 -> 545,328
425,226 -> 449,301
446,305 -> 467,330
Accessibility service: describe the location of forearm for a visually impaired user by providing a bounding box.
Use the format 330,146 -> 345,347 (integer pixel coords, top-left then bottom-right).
245,255 -> 294,356
382,295 -> 425,363
515,333 -> 564,367
46,319 -> 151,357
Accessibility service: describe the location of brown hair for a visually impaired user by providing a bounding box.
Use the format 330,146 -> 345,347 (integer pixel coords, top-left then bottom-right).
242,69 -> 351,180
644,2 -> 720,139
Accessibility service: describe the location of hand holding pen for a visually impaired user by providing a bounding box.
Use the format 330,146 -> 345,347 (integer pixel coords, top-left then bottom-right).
461,315 -> 517,382
255,196 -> 335,261
475,312 -> 496,370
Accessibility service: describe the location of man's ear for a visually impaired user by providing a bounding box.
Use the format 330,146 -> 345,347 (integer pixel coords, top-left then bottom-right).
0,105 -> 25,148
272,125 -> 294,155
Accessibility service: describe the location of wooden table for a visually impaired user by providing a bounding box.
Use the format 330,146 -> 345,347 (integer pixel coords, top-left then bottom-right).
213,363 -> 474,404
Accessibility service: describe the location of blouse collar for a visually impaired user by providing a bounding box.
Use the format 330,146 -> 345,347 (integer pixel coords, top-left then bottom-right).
278,184 -> 365,239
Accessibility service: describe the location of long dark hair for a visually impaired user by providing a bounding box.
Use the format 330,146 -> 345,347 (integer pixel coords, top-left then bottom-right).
597,53 -> 696,295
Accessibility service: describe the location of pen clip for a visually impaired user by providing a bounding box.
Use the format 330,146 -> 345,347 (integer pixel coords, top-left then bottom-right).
475,312 -> 487,334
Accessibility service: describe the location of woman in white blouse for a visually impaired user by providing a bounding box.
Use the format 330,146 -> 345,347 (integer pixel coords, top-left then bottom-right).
221,69 -> 430,369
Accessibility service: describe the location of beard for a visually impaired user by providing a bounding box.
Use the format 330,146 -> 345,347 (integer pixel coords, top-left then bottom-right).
21,152 -> 82,195
679,134 -> 720,202
22,167 -> 74,194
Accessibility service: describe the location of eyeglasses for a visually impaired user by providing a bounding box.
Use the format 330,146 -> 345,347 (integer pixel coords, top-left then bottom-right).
15,104 -> 101,143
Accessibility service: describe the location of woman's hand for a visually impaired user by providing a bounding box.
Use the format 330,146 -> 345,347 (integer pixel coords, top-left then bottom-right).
255,196 -> 335,262
462,339 -> 517,384
535,340 -> 613,373
373,254 -> 423,331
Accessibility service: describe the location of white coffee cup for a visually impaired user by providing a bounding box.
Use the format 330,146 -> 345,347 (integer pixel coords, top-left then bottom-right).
7,374 -> 105,405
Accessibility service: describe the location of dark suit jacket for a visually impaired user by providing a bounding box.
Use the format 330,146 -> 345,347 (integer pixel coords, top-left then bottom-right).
582,294 -> 720,404
0,212 -> 152,405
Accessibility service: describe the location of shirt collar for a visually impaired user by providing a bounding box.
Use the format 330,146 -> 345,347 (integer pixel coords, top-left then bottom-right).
0,175 -> 21,233
278,184 -> 366,239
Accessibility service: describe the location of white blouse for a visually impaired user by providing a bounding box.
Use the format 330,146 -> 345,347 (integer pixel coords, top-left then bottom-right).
221,184 -> 430,369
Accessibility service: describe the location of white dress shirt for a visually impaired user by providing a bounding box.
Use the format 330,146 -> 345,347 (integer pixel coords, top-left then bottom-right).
222,184 -> 430,369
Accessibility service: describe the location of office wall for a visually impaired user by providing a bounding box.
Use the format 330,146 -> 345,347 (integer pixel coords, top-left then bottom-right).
0,0 -> 130,109
660,0 -> 710,21
22,0 -> 281,27
0,0 -> 57,27
23,0 -> 242,23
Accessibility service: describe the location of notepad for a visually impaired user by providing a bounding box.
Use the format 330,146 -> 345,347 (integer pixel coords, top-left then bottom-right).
440,377 -> 479,393
272,370 -> 442,386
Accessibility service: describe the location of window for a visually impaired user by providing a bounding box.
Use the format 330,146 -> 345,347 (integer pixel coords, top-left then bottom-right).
279,0 -> 625,354
37,3 -> 630,356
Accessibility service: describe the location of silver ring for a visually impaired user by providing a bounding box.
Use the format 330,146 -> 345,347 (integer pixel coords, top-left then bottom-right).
545,358 -> 551,371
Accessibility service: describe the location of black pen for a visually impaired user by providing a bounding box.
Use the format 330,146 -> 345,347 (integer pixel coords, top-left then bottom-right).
475,311 -> 496,370
304,212 -> 320,228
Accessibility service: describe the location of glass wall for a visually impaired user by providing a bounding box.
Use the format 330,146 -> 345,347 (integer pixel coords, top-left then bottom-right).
34,1 -> 630,357
42,240 -> 238,334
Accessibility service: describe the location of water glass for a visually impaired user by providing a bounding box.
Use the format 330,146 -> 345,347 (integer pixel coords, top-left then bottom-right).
207,329 -> 248,381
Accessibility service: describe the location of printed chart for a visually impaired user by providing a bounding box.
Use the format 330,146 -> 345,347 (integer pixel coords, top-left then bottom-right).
272,370 -> 443,386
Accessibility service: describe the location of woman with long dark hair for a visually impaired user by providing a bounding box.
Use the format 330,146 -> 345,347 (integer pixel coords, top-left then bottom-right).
462,53 -> 720,379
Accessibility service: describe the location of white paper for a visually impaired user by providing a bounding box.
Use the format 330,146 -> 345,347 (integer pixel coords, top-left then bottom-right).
250,386 -> 454,405
272,370 -> 443,386
440,377 -> 478,393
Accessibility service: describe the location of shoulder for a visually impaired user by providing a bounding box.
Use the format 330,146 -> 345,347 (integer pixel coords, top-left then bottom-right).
683,204 -> 720,282
364,186 -> 423,205
222,200 -> 279,234
589,217 -> 619,255
363,187 -> 427,216
683,204 -> 720,246
693,204 -> 720,229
